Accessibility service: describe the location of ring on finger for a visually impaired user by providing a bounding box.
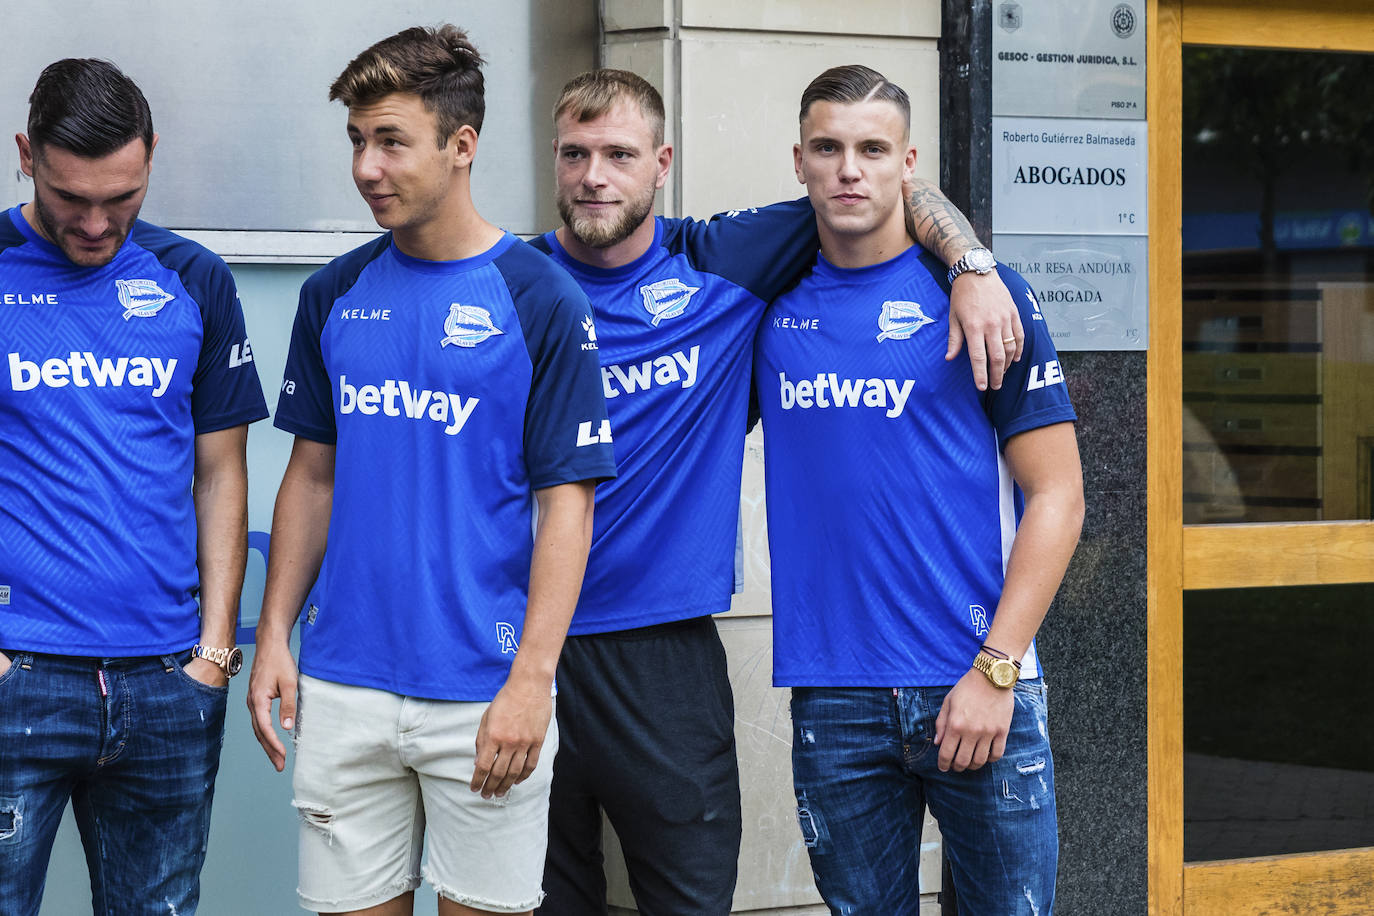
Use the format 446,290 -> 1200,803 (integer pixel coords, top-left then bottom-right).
1002,336 -> 1017,344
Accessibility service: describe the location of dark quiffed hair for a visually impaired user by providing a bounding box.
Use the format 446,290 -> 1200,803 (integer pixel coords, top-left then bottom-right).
330,24 -> 486,146
27,58 -> 154,159
798,64 -> 911,131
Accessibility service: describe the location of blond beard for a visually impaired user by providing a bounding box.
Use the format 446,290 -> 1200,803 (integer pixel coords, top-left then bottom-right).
557,186 -> 656,249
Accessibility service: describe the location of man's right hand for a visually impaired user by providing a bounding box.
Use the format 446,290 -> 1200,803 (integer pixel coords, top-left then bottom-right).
247,641 -> 299,772
0,651 -> 10,678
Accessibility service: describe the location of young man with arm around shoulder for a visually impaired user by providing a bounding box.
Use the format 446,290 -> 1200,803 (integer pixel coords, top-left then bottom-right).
0,58 -> 267,914
245,26 -> 614,916
531,69 -> 1035,916
753,65 -> 1084,915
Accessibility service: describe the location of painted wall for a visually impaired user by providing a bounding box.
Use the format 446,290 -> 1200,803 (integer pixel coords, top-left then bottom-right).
1,1 -> 597,236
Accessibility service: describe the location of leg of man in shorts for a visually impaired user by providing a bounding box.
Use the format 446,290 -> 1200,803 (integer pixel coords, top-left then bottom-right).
293,676 -> 559,914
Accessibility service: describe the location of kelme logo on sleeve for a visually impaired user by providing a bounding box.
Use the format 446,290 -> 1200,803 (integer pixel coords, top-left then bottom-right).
640,278 -> 699,327
116,279 -> 174,320
440,304 -> 503,348
876,300 -> 934,342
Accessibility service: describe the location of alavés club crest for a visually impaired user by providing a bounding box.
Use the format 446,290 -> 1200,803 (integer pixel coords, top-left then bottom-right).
876,300 -> 934,342
440,303 -> 504,348
117,278 -> 175,320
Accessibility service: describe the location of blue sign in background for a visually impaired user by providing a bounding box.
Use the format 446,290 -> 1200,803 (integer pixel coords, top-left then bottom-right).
1184,210 -> 1374,252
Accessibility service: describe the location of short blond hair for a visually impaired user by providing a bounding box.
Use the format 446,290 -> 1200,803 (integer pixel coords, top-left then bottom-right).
554,69 -> 665,146
330,25 -> 486,146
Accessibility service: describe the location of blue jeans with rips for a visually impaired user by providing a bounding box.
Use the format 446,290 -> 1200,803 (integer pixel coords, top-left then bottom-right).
790,681 -> 1057,916
0,650 -> 228,916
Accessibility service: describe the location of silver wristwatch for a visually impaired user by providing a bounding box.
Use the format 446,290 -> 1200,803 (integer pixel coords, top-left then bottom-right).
946,247 -> 997,285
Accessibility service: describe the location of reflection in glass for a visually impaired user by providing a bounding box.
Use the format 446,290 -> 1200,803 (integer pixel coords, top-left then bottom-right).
1182,47 -> 1374,523
1184,584 -> 1374,861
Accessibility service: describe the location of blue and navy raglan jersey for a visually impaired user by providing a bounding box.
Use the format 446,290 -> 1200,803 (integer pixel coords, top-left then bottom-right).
754,246 -> 1076,688
0,205 -> 269,656
275,232 -> 616,701
533,199 -> 819,635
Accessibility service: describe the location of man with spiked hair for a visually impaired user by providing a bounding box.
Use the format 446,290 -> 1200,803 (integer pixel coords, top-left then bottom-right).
753,64 -> 1084,913
247,26 -> 615,916
532,67 -> 1030,914
0,57 -> 268,913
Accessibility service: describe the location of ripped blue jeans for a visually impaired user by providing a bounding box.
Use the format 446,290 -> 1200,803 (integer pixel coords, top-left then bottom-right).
0,650 -> 227,916
791,681 -> 1057,916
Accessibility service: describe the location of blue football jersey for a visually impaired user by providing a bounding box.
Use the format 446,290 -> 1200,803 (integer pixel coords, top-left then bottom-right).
754,245 -> 1076,687
533,200 -> 819,635
0,205 -> 269,656
275,233 -> 616,701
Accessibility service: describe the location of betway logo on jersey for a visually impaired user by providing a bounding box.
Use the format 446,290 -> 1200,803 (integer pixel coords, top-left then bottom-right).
601,346 -> 699,399
337,375 -> 479,436
9,351 -> 178,397
777,372 -> 915,419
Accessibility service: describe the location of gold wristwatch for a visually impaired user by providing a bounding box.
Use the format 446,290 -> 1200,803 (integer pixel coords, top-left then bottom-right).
192,644 -> 244,677
972,650 -> 1019,689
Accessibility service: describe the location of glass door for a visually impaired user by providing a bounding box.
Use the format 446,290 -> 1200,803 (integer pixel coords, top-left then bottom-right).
1151,2 -> 1374,913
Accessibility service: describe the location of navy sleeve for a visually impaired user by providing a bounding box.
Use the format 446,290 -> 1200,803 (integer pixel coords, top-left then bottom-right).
136,224 -> 269,434
0,207 -> 26,256
274,236 -> 391,444
985,265 -> 1078,443
669,198 -> 821,303
496,241 -> 617,489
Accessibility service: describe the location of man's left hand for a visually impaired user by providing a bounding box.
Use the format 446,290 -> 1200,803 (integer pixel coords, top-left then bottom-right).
470,680 -> 552,799
947,271 -> 1024,391
933,668 -> 1015,772
184,655 -> 229,689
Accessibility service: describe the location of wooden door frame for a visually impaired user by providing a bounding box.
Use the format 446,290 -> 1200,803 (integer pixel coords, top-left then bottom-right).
1147,1 -> 1374,912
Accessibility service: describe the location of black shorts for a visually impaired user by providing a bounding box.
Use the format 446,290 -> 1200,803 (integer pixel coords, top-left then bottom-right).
539,615 -> 742,915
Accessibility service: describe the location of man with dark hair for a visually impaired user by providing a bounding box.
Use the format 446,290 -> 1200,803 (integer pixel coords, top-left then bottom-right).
531,68 -> 1029,915
0,57 -> 268,914
753,64 -> 1084,913
246,25 -> 615,916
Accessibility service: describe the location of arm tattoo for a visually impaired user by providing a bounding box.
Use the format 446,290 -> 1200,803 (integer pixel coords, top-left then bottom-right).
905,178 -> 986,267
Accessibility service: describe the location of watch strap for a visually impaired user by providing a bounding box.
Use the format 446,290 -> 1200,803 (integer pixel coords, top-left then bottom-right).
946,247 -> 996,285
972,650 -> 1019,688
192,644 -> 240,676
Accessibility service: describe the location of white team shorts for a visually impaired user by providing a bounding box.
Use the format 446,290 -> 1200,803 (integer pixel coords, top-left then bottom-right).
292,674 -> 557,913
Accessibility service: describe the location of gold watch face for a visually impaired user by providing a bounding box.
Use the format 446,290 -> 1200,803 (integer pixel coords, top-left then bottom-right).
990,659 -> 1018,688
